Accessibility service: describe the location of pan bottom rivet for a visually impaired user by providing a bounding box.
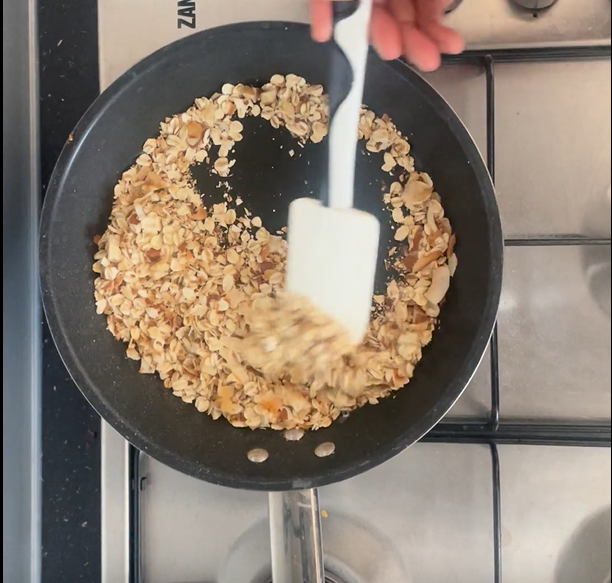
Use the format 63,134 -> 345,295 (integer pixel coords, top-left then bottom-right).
314,442 -> 336,458
283,428 -> 305,442
247,448 -> 269,463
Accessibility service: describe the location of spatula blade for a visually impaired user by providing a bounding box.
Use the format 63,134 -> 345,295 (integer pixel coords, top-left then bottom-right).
285,197 -> 380,344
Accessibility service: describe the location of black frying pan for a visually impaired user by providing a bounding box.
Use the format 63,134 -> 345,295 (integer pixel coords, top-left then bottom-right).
39,23 -> 502,494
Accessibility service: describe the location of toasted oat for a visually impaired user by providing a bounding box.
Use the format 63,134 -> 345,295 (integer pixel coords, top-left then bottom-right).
92,75 -> 456,432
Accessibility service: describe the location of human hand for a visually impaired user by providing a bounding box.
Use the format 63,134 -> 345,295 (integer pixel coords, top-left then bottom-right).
309,0 -> 464,72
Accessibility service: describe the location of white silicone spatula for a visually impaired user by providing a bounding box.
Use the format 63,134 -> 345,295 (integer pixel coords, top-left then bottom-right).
285,0 -> 379,345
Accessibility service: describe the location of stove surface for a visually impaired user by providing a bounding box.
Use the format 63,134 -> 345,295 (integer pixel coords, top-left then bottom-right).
98,0 -> 611,89
96,2 -> 611,582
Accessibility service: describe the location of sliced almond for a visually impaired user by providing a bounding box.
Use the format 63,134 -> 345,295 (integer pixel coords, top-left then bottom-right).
424,265 -> 451,305
394,225 -> 410,241
403,180 -> 432,206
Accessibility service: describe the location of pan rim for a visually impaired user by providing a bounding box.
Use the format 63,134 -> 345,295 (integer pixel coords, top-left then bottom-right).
39,21 -> 503,491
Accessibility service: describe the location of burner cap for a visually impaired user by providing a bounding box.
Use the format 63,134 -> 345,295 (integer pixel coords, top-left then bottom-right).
267,576 -> 342,583
509,0 -> 557,10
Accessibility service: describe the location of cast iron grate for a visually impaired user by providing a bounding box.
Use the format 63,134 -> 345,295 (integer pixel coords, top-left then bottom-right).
128,44 -> 612,583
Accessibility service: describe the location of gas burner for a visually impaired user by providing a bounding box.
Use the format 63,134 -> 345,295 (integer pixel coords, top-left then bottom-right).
509,0 -> 558,11
445,0 -> 463,14
267,576 -> 343,583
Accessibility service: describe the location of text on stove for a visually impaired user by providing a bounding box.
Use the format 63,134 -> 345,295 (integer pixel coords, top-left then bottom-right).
177,0 -> 195,29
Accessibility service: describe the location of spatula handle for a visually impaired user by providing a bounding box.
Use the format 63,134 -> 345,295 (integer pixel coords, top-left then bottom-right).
326,3 -> 358,122
327,0 -> 373,210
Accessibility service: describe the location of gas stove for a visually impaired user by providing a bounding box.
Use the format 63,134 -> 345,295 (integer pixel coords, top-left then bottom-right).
34,1 -> 611,582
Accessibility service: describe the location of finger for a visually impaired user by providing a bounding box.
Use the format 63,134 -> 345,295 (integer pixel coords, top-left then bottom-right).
400,25 -> 442,72
388,0 -> 417,25
388,0 -> 442,71
423,22 -> 464,55
310,0 -> 334,42
370,4 -> 403,60
415,0 -> 450,22
310,0 -> 373,43
414,0 -> 464,55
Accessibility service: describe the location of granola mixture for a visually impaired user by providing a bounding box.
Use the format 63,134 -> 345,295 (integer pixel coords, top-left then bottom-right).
92,74 -> 457,431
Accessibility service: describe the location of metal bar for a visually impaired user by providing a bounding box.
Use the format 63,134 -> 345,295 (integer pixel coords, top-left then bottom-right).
490,444 -> 502,583
2,0 -> 43,579
505,236 -> 611,247
444,45 -> 611,64
485,55 -> 496,183
489,328 -> 501,431
483,54 -> 504,583
425,422 -> 611,447
101,422 -> 131,583
483,55 -> 501,432
129,446 -> 142,583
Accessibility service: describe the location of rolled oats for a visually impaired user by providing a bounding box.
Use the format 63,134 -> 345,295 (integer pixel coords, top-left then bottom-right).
92,75 -> 457,432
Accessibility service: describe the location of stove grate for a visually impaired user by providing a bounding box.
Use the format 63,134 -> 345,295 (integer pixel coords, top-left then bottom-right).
126,44 -> 611,583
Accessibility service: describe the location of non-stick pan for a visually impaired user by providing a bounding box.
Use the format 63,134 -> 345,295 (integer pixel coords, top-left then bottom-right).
39,22 -> 502,582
